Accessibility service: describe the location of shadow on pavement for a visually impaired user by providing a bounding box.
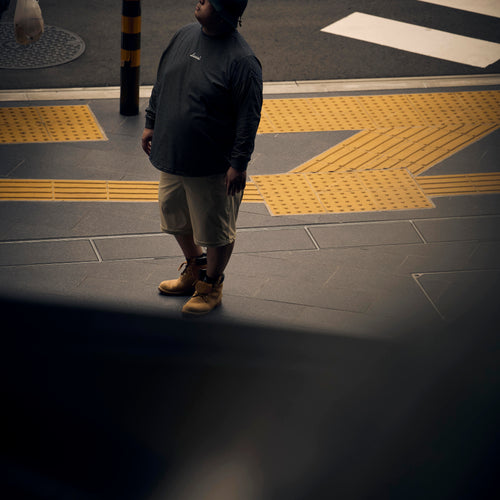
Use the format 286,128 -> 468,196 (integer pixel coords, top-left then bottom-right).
2,295 -> 499,500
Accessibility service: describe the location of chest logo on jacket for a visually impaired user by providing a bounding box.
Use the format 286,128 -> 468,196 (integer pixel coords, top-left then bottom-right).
190,52 -> 202,61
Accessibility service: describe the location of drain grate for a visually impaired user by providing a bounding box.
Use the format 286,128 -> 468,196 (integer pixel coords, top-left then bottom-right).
0,22 -> 85,69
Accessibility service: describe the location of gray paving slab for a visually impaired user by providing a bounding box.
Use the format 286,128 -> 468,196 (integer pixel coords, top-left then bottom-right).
0,259 -> 185,314
0,202 -> 161,240
421,128 -> 500,176
469,241 -> 500,268
397,242 -> 500,274
229,248 -> 372,314
0,239 -> 97,266
416,270 -> 500,321
308,221 -> 423,248
235,227 -> 317,253
251,131 -> 358,176
315,246 -> 409,274
329,265 -> 417,294
414,215 -> 500,243
1,86 -> 500,339
365,284 -> 443,325
94,234 -> 182,261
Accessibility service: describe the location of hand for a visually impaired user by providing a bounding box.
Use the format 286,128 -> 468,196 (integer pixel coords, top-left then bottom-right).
225,167 -> 246,196
142,128 -> 154,156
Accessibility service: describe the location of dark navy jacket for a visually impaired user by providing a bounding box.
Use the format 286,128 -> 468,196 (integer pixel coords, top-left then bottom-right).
146,23 -> 263,176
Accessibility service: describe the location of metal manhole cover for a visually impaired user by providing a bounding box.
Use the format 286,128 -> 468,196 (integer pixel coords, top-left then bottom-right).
0,22 -> 85,69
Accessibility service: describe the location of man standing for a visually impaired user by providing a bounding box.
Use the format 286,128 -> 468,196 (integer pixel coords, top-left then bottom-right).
142,0 -> 263,315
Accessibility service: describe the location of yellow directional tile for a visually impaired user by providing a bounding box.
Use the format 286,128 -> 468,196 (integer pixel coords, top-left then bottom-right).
0,105 -> 106,143
0,179 -> 53,200
242,182 -> 264,203
292,122 -> 499,177
107,181 -> 158,201
53,181 -> 108,201
1,92 -> 499,215
417,173 -> 500,197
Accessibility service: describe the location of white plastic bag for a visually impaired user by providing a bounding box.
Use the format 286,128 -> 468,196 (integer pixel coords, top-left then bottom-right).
14,0 -> 44,45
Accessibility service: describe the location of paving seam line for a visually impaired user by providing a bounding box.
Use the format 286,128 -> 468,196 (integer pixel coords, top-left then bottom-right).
409,220 -> 428,244
1,75 -> 500,102
2,215 -> 498,246
411,273 -> 446,320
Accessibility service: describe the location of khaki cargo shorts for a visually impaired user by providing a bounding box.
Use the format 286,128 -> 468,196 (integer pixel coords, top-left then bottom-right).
158,171 -> 243,247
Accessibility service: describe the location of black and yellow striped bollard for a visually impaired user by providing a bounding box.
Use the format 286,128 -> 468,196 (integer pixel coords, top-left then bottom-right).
120,0 -> 141,116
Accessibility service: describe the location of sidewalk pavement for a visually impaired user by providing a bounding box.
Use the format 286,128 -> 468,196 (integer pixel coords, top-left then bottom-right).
2,80 -> 500,499
1,81 -> 500,339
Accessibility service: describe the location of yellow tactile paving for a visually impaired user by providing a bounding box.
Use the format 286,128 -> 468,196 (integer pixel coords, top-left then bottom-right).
417,173 -> 500,197
0,179 -> 153,202
291,124 -> 499,176
0,179 -> 264,203
241,182 -> 264,203
257,90 -> 500,134
0,180 -> 54,200
107,181 -> 158,201
0,105 -> 106,143
2,172 -> 500,214
252,170 -> 434,216
251,174 -> 325,215
357,94 -> 426,128
1,91 -> 499,214
408,91 -> 500,126
258,96 -> 375,133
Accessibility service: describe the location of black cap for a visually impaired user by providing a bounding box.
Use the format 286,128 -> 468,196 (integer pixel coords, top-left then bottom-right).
210,0 -> 248,29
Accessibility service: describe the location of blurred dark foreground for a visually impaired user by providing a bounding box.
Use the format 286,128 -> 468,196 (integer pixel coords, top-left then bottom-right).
1,295 -> 499,500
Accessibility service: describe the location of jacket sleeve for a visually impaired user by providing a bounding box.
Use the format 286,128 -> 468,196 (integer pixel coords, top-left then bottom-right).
145,29 -> 181,130
229,55 -> 263,172
145,83 -> 159,130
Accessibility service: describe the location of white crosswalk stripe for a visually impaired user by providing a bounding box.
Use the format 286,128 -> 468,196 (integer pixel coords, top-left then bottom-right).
417,0 -> 500,19
322,8 -> 500,68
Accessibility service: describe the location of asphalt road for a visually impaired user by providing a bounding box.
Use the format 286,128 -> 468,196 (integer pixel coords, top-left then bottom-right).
1,0 -> 499,90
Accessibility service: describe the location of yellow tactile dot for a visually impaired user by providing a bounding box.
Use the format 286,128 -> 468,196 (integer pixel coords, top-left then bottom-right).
252,174 -> 325,215
259,96 -> 374,134
357,95 -> 425,128
0,107 -> 51,143
308,172 -> 378,212
408,91 -> 500,126
0,105 -> 106,143
359,170 -> 433,211
307,170 -> 433,214
251,170 -> 434,216
305,96 -> 374,130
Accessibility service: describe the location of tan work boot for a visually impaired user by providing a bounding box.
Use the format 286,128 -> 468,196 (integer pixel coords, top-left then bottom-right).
158,255 -> 207,296
182,274 -> 224,316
